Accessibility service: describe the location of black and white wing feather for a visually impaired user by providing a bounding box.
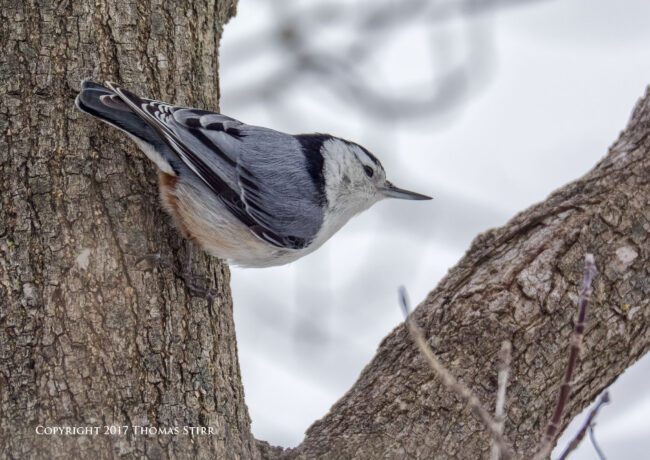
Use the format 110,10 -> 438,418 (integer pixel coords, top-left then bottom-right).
106,82 -> 325,250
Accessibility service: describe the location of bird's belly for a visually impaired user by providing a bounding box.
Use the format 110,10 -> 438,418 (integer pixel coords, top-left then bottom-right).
162,178 -> 302,267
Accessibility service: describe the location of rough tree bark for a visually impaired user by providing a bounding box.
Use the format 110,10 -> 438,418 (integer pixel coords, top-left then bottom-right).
1,1 -> 649,460
0,1 -> 253,459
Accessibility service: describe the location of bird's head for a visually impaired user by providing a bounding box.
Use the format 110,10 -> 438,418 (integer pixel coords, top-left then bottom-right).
319,137 -> 431,217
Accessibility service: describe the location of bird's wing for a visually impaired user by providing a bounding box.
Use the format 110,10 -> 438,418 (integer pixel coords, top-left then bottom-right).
234,126 -> 326,249
107,83 -> 324,250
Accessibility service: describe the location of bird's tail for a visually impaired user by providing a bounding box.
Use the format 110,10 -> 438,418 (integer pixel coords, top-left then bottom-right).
75,80 -> 157,144
75,80 -> 177,174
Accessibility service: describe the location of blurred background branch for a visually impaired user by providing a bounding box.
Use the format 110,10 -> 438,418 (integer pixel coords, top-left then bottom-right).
224,0 -> 547,120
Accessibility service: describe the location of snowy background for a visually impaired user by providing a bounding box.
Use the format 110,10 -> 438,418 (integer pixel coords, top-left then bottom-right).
218,0 -> 650,457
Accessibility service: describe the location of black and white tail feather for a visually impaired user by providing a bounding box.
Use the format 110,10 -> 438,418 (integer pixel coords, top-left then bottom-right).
75,81 -> 179,175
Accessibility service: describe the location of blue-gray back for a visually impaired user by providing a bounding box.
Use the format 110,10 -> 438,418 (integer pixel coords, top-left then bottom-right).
110,83 -> 325,250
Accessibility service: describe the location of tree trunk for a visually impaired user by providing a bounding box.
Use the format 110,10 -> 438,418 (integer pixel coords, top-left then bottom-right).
0,1 -> 256,458
2,1 -> 649,459
279,89 -> 650,459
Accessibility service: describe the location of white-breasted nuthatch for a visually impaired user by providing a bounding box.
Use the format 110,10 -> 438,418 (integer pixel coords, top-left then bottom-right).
75,80 -> 431,268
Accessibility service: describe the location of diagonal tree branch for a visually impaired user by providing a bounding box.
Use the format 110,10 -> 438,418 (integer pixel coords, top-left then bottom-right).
277,86 -> 650,459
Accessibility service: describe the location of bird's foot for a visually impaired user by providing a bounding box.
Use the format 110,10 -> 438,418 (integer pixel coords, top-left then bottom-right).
135,252 -> 216,309
135,253 -> 174,271
180,269 -> 217,309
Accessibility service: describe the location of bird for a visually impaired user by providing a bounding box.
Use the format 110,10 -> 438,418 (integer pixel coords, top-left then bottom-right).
75,80 -> 431,271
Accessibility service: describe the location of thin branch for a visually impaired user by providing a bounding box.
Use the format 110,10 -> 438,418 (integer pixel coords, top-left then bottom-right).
533,253 -> 598,459
398,287 -> 518,460
589,417 -> 608,460
491,340 -> 512,460
556,391 -> 610,460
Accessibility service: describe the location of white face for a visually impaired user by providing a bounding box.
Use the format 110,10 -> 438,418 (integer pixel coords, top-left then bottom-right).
321,138 -> 387,214
321,137 -> 431,210
316,137 -> 431,243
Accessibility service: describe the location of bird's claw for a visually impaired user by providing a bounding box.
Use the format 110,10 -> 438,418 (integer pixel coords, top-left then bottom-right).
134,253 -> 174,271
181,271 -> 217,311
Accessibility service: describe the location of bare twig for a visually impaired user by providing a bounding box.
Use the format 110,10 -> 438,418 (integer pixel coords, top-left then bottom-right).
491,340 -> 512,460
398,287 -> 518,460
533,253 -> 598,459
588,417 -> 608,460
556,391 -> 610,460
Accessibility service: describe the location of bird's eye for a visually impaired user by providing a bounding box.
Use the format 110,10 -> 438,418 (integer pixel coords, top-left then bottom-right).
363,165 -> 374,178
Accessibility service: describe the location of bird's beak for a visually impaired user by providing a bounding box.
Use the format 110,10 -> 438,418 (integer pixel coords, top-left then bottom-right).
381,181 -> 432,201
